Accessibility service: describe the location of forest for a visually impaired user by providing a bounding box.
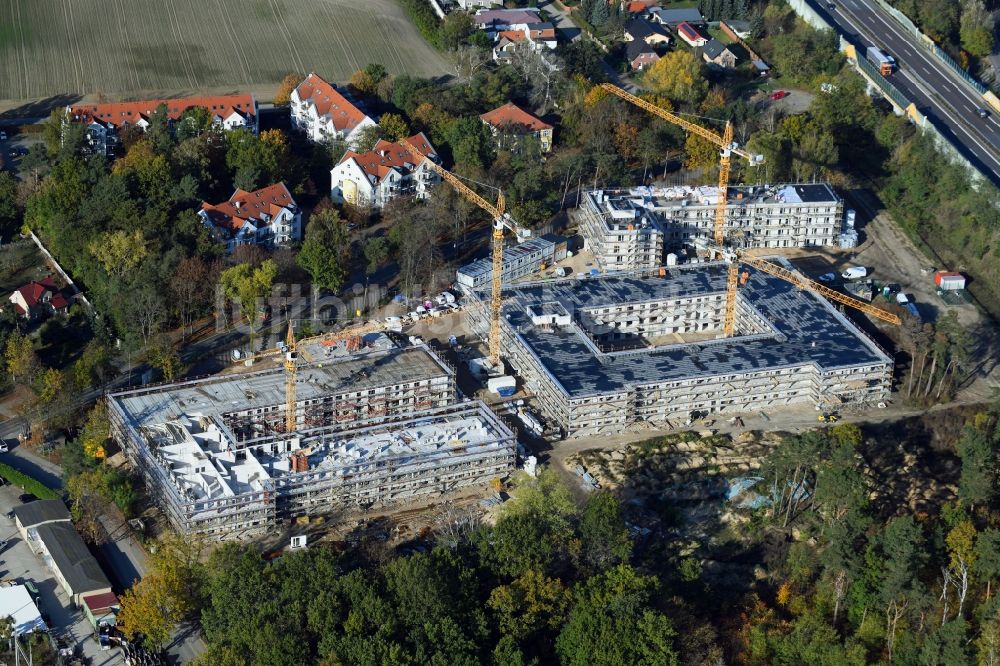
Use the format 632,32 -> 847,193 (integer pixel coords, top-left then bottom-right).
113,408 -> 1000,665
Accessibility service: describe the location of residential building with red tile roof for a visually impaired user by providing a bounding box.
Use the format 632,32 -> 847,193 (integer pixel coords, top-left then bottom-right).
290,72 -> 377,147
65,94 -> 258,156
8,277 -> 69,319
624,0 -> 659,15
330,133 -> 440,209
480,103 -> 554,152
676,21 -> 710,47
476,9 -> 557,62
199,183 -> 301,252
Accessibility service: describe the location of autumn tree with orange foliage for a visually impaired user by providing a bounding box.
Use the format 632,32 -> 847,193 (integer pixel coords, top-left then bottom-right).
273,73 -> 304,106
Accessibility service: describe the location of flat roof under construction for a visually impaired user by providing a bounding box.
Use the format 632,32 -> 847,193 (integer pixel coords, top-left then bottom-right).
134,402 -> 511,502
492,259 -> 892,398
110,346 -> 450,427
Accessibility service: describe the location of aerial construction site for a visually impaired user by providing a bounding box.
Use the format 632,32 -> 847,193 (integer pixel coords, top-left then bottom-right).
109,84 -> 905,541
108,343 -> 515,539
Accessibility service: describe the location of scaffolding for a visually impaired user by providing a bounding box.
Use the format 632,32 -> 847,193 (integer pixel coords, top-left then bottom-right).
107,347 -> 514,541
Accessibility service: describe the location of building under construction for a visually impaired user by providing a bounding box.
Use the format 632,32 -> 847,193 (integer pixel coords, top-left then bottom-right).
107,346 -> 515,539
467,260 -> 892,437
577,184 -> 845,271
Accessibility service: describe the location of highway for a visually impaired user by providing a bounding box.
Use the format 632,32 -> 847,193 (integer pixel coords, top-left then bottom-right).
812,0 -> 1000,187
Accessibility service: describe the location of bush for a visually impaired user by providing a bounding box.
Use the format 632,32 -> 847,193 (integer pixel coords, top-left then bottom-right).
0,462 -> 61,500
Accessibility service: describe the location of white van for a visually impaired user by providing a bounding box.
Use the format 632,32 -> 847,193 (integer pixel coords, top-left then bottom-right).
841,266 -> 868,280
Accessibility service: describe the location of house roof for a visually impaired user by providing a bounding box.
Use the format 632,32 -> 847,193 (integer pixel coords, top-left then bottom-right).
480,103 -> 553,132
11,278 -> 59,314
49,293 -> 69,310
293,72 -> 371,134
677,21 -> 708,42
653,7 -> 705,25
68,95 -> 256,129
526,23 -> 557,39
201,183 -> 296,232
703,39 -> 729,59
498,30 -> 527,42
13,500 -> 70,529
35,522 -> 112,596
625,0 -> 659,14
625,18 -> 669,41
474,8 -> 542,26
338,133 -> 437,186
627,39 -> 658,61
0,585 -> 44,636
83,591 -> 120,614
724,19 -> 751,32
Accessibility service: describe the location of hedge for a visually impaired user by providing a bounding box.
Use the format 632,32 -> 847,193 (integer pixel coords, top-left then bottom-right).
397,0 -> 444,50
0,463 -> 62,500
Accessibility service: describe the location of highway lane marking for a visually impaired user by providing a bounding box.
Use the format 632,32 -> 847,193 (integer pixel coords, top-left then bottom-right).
860,1 -> 989,112
836,0 -> 1000,169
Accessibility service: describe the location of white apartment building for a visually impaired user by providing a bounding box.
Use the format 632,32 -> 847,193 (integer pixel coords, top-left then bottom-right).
199,183 -> 302,252
330,133 -> 440,209
578,183 -> 845,271
290,72 -> 377,147
66,94 -> 258,156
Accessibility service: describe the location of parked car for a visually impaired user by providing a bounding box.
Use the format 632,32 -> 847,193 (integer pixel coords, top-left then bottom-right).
818,272 -> 836,283
0,131 -> 7,140
18,493 -> 37,504
0,441 -> 8,452
771,90 -> 789,101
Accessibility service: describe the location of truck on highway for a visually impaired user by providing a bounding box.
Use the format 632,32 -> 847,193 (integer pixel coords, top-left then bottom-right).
866,47 -> 895,76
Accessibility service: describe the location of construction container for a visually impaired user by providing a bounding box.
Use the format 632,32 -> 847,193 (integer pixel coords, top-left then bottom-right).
666,253 -> 678,266
934,272 -> 966,290
488,376 -> 517,397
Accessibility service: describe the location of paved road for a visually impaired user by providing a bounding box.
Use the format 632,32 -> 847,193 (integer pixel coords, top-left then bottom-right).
813,0 -> 1000,186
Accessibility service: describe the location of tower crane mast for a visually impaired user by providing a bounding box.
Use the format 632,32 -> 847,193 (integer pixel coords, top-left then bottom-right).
599,83 -> 764,336
598,84 -> 900,330
400,139 -> 513,369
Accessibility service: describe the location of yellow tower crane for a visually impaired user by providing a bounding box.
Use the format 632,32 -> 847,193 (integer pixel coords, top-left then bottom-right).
702,243 -> 902,326
400,138 -> 515,370
598,84 -> 901,329
599,83 -> 764,335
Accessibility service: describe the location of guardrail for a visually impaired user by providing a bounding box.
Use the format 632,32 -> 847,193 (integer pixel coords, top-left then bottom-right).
853,49 -> 911,110
870,0 -> 990,96
839,37 -> 985,185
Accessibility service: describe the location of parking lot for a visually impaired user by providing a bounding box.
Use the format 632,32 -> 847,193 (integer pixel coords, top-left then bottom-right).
0,485 -> 122,665
0,129 -> 42,173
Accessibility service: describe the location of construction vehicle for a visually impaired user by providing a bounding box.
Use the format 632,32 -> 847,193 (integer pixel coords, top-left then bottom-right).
818,412 -> 840,423
401,138 -> 523,371
600,83 -> 901,329
599,83 -> 763,336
